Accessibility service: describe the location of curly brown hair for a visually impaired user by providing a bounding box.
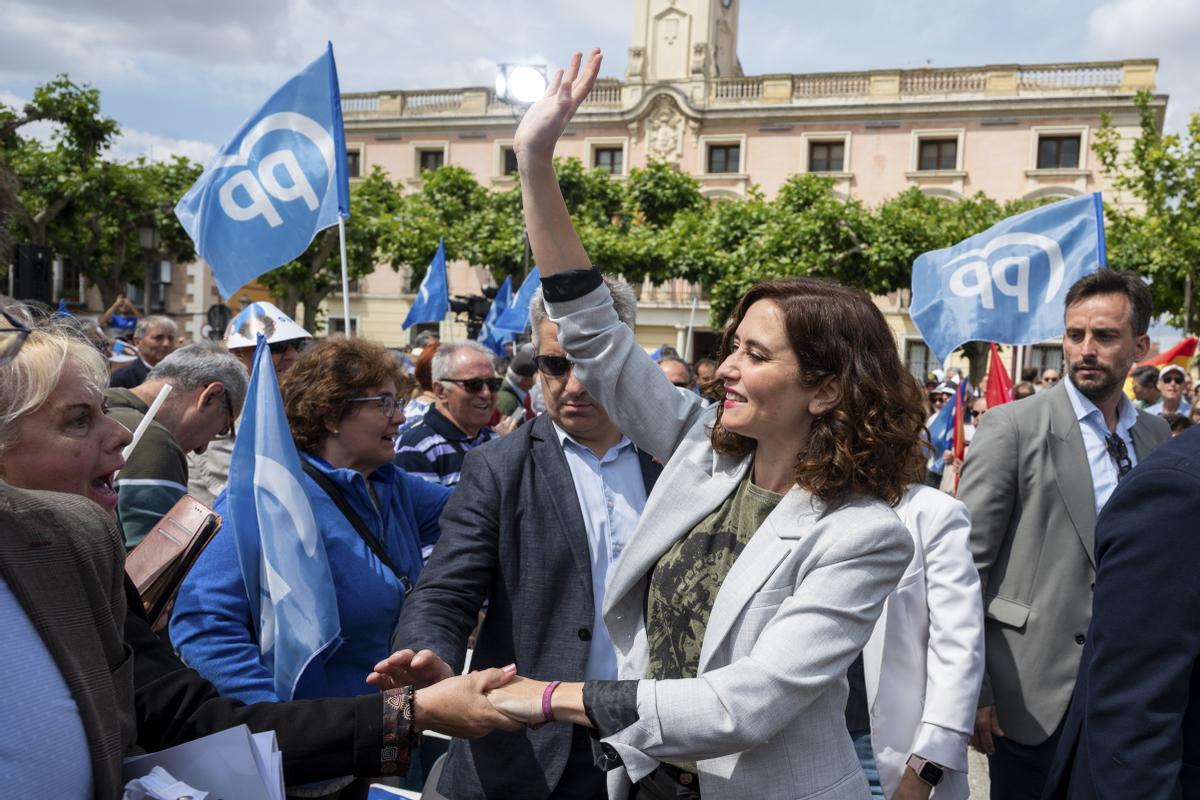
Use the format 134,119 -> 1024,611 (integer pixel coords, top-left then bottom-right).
281,337 -> 405,453
709,277 -> 926,506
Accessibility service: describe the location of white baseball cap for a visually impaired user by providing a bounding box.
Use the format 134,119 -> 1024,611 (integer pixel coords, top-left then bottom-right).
224,302 -> 311,350
1159,364 -> 1187,380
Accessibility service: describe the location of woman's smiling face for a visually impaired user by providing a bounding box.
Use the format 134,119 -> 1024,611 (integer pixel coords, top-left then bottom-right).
716,299 -> 817,448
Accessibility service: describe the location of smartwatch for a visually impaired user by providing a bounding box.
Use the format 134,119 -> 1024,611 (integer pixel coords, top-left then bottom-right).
906,754 -> 945,787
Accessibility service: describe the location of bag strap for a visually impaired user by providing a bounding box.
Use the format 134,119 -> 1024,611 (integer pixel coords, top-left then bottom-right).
301,461 -> 412,594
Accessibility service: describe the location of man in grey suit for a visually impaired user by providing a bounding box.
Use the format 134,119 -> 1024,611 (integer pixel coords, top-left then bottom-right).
387,278 -> 662,800
959,269 -> 1170,798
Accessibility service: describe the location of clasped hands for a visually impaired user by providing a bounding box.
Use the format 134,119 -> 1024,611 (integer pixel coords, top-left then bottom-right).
367,649 -> 579,737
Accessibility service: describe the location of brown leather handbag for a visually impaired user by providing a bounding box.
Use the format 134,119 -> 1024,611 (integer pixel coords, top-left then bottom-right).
125,495 -> 222,634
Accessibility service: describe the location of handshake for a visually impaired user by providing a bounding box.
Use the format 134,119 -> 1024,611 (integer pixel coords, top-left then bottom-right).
366,649 -> 582,739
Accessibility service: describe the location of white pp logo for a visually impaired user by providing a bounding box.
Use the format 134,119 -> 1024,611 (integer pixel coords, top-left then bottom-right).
214,112 -> 335,228
945,233 -> 1065,313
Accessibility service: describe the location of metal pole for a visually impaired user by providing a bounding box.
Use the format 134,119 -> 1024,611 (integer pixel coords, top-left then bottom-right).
337,217 -> 352,336
684,293 -> 698,362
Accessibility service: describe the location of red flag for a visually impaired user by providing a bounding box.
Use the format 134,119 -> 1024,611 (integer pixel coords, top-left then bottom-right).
986,342 -> 1014,408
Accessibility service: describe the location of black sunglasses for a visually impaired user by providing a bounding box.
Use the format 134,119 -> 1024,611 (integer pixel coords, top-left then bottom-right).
533,354 -> 572,377
0,310 -> 32,368
1161,373 -> 1186,385
269,337 -> 311,356
1104,433 -> 1133,480
441,377 -> 502,394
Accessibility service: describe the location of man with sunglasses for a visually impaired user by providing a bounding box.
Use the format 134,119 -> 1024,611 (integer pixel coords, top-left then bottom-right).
187,302 -> 312,506
394,341 -> 501,487
958,270 -> 1170,799
1146,364 -> 1193,417
386,278 -> 662,800
106,342 -> 248,548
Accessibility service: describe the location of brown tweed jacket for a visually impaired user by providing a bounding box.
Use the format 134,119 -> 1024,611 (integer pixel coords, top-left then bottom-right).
0,482 -> 136,800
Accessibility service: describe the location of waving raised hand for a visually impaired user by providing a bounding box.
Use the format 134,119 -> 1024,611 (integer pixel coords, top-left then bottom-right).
513,49 -> 603,164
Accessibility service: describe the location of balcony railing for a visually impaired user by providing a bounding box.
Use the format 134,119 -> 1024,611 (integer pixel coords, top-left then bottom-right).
793,72 -> 871,98
1018,64 -> 1124,90
339,60 -> 1154,119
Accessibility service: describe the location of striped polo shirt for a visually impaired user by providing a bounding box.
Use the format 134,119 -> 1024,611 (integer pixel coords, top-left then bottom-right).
392,404 -> 497,487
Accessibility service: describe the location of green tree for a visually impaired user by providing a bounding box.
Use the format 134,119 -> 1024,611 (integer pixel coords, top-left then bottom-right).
380,165 -> 487,288
1093,90 -> 1200,332
1,76 -> 119,258
260,167 -> 402,332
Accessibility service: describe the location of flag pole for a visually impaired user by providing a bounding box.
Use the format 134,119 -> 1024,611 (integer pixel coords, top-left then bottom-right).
338,217 -> 352,336
684,293 -> 698,362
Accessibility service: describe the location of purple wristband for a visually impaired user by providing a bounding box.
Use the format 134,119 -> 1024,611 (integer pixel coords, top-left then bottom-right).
542,681 -> 563,723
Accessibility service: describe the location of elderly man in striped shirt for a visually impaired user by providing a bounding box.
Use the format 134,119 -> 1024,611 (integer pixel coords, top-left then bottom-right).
394,341 -> 501,487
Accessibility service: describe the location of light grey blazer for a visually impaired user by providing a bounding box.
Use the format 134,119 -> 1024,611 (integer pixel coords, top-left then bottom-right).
958,381 -> 1170,745
548,283 -> 913,800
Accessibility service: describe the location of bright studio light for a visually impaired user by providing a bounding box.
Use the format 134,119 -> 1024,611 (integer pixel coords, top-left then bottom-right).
495,64 -> 548,105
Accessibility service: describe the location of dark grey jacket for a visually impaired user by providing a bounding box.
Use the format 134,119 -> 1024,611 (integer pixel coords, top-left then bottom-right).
392,412 -> 660,800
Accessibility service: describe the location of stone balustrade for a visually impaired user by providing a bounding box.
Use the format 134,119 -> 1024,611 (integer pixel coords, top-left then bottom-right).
340,59 -> 1157,118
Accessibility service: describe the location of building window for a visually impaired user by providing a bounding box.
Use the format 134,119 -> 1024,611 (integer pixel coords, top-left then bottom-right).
1025,344 -> 1063,373
418,149 -> 445,173
1036,135 -> 1080,169
707,144 -> 740,174
502,147 -> 518,176
918,139 -> 957,171
808,141 -> 844,173
327,317 -> 360,336
905,340 -> 936,381
593,147 -> 624,175
345,149 -> 361,178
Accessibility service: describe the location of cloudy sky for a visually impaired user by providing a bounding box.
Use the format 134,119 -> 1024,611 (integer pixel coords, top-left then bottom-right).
2,0 -> 1197,164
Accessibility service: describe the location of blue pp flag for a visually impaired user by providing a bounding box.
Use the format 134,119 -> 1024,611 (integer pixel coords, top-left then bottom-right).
494,267 -> 541,333
403,237 -> 450,329
478,275 -> 514,356
911,193 -> 1106,363
175,43 -> 350,300
226,334 -> 340,700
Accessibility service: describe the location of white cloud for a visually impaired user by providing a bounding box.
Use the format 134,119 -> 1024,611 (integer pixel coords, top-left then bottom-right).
107,128 -> 217,165
1086,0 -> 1200,132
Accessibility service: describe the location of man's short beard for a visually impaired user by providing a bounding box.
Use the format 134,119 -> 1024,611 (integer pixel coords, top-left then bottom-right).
1069,362 -> 1123,403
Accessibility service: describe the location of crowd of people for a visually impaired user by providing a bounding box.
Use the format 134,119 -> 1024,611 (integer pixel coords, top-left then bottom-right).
2,47 -> 1200,800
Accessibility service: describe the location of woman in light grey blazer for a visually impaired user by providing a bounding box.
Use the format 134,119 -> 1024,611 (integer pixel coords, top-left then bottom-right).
484,51 -> 928,800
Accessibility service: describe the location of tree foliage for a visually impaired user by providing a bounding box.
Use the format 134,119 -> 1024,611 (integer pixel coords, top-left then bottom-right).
1094,90 -> 1200,332
260,167 -> 402,332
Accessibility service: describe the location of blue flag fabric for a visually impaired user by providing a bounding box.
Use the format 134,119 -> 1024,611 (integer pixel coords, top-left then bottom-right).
477,275 -> 514,356
911,193 -> 1106,363
927,380 -> 970,474
494,267 -> 542,333
403,237 -> 450,330
226,335 -> 341,700
175,43 -> 350,300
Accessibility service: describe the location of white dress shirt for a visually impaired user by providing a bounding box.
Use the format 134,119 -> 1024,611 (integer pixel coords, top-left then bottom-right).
552,422 -> 648,680
1063,377 -> 1139,514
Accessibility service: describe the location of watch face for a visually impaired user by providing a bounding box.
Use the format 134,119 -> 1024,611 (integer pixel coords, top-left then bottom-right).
919,761 -> 945,785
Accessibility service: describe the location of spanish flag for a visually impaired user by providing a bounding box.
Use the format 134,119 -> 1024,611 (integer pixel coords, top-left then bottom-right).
1124,337 -> 1198,399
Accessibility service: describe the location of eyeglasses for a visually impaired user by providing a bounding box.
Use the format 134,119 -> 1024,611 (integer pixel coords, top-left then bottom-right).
0,310 -> 32,368
1104,433 -> 1132,480
1042,375 -> 1060,384
533,354 -> 572,377
1160,373 -> 1185,385
346,393 -> 399,418
269,338 -> 311,356
440,377 -> 502,394
221,391 -> 237,438
970,409 -> 985,419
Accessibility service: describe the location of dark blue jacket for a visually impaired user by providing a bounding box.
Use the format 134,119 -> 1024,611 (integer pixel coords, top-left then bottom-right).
170,452 -> 450,703
1045,427 -> 1200,799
